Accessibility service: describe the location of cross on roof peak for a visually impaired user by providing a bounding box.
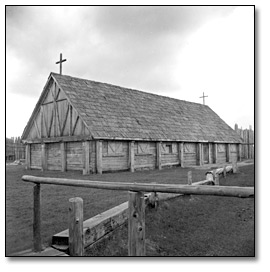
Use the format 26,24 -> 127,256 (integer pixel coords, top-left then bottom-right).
55,53 -> 67,75
200,92 -> 208,105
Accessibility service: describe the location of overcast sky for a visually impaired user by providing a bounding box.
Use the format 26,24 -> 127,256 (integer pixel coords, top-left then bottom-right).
6,6 -> 254,138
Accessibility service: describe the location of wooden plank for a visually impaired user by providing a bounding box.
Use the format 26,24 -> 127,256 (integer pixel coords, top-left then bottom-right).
214,172 -> 220,186
214,143 -> 218,164
129,141 -> 135,172
208,143 -> 212,164
41,143 -> 47,171
188,171 -> 192,185
156,142 -> 161,170
25,144 -> 31,170
197,143 -> 202,166
34,119 -> 41,138
11,247 -> 69,256
33,183 -> 42,252
69,197 -> 84,256
226,144 -> 231,162
83,141 -> 90,175
61,142 -> 66,172
72,116 -> 79,136
128,191 -> 145,256
69,105 -> 73,136
96,140 -> 103,174
48,105 -> 55,137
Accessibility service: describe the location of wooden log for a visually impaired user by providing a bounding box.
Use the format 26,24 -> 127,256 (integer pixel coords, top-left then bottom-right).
156,142 -> 162,170
214,172 -> 220,186
22,175 -> 254,198
61,142 -> 66,172
69,197 -> 84,256
188,171 -> 192,185
33,183 -> 42,252
25,144 -> 31,170
129,141 -> 135,173
96,140 -> 102,174
128,191 -> 145,256
83,141 -> 90,175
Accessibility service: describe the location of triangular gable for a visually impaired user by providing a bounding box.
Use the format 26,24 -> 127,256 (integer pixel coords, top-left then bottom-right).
22,73 -> 91,141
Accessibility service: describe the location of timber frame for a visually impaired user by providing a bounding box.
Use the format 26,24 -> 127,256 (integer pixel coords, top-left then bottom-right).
22,73 -> 243,175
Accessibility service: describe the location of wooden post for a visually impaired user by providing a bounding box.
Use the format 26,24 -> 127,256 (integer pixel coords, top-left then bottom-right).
41,143 -> 47,171
214,143 -> 218,164
232,161 -> 238,173
96,140 -> 102,174
223,165 -> 227,178
33,183 -> 42,252
83,141 -> 90,175
226,144 -> 231,162
69,197 -> 84,256
197,143 -> 202,166
128,191 -> 145,256
214,172 -> 220,186
25,144 -> 31,169
156,142 -> 162,170
179,142 -> 184,168
188,171 -> 192,185
208,143 -> 212,164
129,141 -> 135,173
206,172 -> 214,182
238,144 -> 242,162
61,142 -> 67,172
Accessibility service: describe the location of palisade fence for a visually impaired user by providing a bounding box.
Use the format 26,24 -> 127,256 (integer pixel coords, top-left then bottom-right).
234,124 -> 254,160
6,137 -> 25,162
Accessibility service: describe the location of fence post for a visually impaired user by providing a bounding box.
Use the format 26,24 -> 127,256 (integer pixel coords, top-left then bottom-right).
128,191 -> 145,256
69,197 -> 84,256
188,171 -> 192,185
215,172 -> 220,186
232,161 -> 238,173
223,165 -> 227,178
33,183 -> 42,252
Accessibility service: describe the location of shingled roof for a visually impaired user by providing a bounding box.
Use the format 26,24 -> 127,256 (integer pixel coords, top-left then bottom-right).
51,72 -> 241,143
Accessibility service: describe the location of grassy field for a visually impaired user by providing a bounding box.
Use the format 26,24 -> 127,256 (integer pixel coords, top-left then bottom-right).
6,163 -> 211,255
86,164 -> 255,256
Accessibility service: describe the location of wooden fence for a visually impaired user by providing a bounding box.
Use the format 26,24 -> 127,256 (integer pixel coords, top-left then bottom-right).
22,169 -> 254,256
235,124 -> 254,160
6,137 -> 25,161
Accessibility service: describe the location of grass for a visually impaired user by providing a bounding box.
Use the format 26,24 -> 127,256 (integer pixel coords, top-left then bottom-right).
86,164 -> 254,256
6,164 -> 210,255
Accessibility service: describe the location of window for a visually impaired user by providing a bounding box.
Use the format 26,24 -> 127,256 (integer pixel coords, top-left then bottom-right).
184,143 -> 196,154
103,141 -> 123,156
135,142 -> 151,155
161,143 -> 174,154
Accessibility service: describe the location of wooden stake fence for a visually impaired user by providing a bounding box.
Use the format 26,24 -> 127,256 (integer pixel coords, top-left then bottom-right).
23,173 -> 254,256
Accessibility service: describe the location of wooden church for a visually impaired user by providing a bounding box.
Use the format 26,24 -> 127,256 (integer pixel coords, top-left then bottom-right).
22,72 -> 242,174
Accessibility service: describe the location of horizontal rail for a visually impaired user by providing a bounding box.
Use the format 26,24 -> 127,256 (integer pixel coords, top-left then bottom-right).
22,175 -> 254,198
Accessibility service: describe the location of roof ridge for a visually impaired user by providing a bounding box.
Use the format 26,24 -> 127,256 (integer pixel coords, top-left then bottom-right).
51,72 -> 206,108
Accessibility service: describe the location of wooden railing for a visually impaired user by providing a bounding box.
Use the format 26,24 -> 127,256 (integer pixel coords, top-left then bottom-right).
22,175 -> 254,256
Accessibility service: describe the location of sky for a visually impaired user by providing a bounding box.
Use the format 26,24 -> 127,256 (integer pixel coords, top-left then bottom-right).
5,5 -> 254,138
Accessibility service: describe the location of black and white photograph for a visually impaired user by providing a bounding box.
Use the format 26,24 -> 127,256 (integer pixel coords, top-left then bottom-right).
5,4 -> 256,262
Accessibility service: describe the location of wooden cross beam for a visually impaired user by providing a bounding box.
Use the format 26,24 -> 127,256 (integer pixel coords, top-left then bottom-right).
200,92 -> 208,105
55,53 -> 67,75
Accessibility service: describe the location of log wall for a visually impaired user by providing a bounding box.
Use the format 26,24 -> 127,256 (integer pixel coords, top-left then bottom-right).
30,144 -> 42,169
66,142 -> 83,171
47,143 -> 61,170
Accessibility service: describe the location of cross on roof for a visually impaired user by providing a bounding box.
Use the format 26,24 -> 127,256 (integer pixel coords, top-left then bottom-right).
200,92 -> 208,105
55,53 -> 67,75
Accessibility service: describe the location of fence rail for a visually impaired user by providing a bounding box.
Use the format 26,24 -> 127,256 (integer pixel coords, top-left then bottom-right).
22,172 -> 254,256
